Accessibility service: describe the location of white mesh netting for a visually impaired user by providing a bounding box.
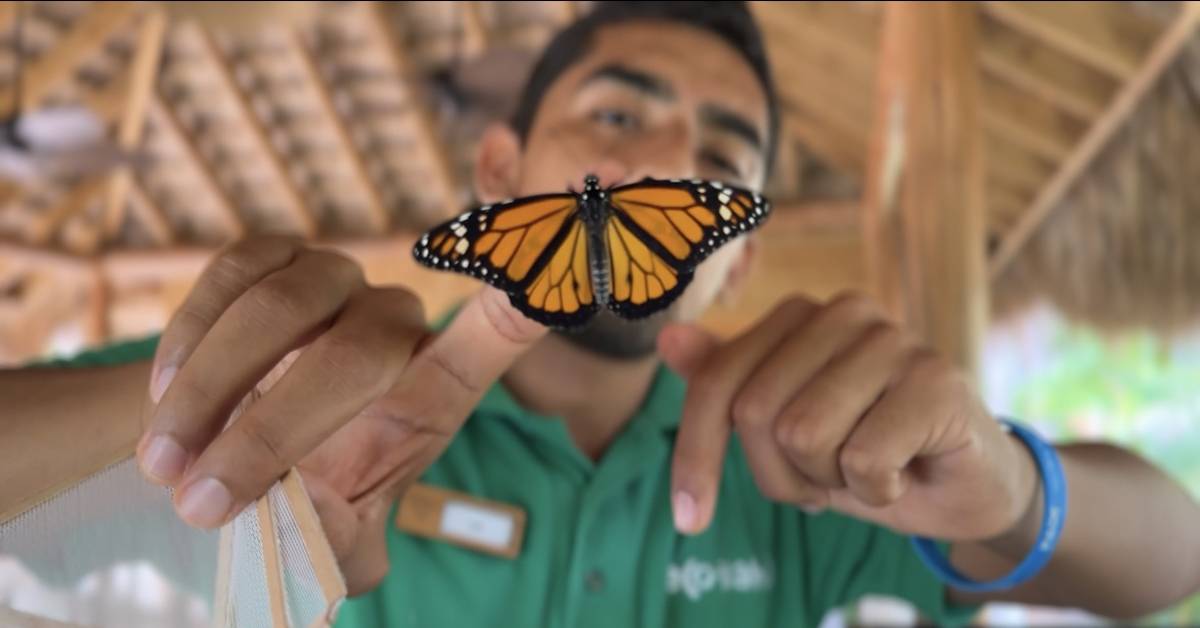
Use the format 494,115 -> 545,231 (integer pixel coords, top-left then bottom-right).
0,459 -> 344,628
0,355 -> 346,627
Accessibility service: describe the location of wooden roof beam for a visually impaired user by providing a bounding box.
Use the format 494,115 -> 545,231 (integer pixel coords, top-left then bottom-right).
287,28 -> 389,234
104,9 -> 168,238
366,1 -> 461,220
761,23 -> 876,130
0,1 -> 138,115
752,2 -> 879,70
149,93 -> 245,240
981,1 -> 1160,81
194,24 -> 318,237
24,177 -> 107,246
989,3 -> 1200,279
980,110 -> 1071,164
978,26 -> 1112,122
460,2 -> 489,58
986,130 -> 1055,197
127,175 -> 173,245
781,106 -> 865,175
980,77 -> 1086,164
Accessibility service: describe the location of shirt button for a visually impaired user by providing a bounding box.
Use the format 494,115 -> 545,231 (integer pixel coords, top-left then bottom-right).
584,569 -> 606,593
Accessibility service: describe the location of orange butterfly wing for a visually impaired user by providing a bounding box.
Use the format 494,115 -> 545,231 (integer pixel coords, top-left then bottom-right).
604,178 -> 770,318
412,193 -> 599,327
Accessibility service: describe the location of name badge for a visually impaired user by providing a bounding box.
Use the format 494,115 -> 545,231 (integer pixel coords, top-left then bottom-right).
396,483 -> 526,559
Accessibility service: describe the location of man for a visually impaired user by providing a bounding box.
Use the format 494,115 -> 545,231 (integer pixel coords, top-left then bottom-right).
6,3 -> 1198,626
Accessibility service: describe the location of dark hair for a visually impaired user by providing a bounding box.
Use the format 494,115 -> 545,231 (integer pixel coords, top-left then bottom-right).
509,1 -> 780,176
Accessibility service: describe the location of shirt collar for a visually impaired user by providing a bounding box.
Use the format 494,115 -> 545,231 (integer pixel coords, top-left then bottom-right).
475,362 -> 687,435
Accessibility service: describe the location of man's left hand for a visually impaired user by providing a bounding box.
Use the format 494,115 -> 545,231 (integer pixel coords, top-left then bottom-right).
659,292 -> 1037,542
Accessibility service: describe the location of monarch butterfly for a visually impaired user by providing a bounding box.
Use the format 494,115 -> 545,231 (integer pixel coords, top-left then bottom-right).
412,174 -> 771,328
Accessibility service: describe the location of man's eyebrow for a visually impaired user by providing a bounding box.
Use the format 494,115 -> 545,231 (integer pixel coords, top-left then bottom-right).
701,104 -> 762,151
582,64 -> 676,101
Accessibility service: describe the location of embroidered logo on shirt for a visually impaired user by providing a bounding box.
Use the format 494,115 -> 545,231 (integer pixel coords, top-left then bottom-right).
666,557 -> 774,601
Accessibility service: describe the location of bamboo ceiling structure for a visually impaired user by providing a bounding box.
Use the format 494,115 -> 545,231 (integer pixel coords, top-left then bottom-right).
0,1 -> 1196,367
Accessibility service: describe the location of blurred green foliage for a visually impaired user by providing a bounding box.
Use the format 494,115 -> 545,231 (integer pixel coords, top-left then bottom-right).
1010,325 -> 1200,625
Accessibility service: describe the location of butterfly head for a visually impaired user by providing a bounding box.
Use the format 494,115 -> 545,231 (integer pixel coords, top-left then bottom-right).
582,174 -> 602,196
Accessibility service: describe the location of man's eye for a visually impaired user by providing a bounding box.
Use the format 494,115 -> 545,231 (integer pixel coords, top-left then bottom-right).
700,149 -> 741,178
591,108 -> 640,131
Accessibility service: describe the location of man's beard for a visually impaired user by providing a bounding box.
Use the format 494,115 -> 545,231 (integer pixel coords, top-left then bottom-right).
554,308 -> 673,360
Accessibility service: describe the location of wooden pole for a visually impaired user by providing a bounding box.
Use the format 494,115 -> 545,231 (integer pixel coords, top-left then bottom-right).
861,1 -> 987,378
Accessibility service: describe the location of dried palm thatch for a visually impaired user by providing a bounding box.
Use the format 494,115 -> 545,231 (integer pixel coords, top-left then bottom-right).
993,32 -> 1200,336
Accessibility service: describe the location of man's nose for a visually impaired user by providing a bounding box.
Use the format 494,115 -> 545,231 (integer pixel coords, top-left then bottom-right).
590,160 -> 630,188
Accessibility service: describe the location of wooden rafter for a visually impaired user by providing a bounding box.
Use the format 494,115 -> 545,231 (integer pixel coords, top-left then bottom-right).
127,175 -> 173,245
761,22 -> 875,135
986,130 -> 1055,197
194,24 -> 318,237
989,2 -> 1200,279
460,2 -> 489,58
366,1 -> 460,220
0,1 -> 137,116
780,104 -> 865,175
79,66 -> 132,123
149,93 -> 245,239
978,22 -> 1114,122
0,3 -> 16,48
25,177 -> 107,246
980,78 -> 1079,163
287,28 -> 389,234
981,1 -> 1159,81
753,1 -> 879,71
754,2 -> 881,174
104,9 -> 168,238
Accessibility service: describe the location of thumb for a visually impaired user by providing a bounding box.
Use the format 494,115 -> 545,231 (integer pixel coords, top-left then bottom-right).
657,322 -> 721,380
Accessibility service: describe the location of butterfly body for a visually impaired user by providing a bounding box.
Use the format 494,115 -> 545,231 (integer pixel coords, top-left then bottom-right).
577,175 -> 614,307
413,174 -> 770,329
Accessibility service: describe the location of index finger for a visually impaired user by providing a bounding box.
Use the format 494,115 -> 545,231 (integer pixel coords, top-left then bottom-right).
346,286 -> 547,505
669,297 -> 817,534
403,286 -> 546,421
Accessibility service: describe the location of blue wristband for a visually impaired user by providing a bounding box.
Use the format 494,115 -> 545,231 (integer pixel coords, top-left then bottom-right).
909,419 -> 1068,593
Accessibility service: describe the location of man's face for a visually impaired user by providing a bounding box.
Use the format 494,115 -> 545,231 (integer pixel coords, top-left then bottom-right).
505,20 -> 771,357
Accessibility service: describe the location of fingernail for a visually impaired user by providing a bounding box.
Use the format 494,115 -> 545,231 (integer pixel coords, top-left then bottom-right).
673,490 -> 697,533
799,504 -> 824,515
178,477 -> 234,528
140,434 -> 187,484
150,364 -> 177,404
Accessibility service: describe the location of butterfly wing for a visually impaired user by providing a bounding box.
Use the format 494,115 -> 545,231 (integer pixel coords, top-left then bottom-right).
608,177 -> 771,272
515,216 -> 600,328
602,177 -> 770,318
412,193 -> 599,328
604,212 -> 694,319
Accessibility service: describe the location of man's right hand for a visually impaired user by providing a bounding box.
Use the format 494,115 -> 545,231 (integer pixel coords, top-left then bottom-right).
136,236 -> 545,594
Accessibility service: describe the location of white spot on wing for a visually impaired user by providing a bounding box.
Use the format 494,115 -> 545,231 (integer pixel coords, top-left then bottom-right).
454,239 -> 469,255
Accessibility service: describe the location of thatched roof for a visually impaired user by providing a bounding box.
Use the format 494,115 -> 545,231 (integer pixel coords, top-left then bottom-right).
994,31 -> 1200,335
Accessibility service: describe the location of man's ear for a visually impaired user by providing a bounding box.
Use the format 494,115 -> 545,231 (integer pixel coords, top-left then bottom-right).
718,234 -> 758,306
474,123 -> 522,203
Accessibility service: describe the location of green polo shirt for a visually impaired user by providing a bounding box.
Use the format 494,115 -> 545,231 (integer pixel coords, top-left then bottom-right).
45,335 -> 978,627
